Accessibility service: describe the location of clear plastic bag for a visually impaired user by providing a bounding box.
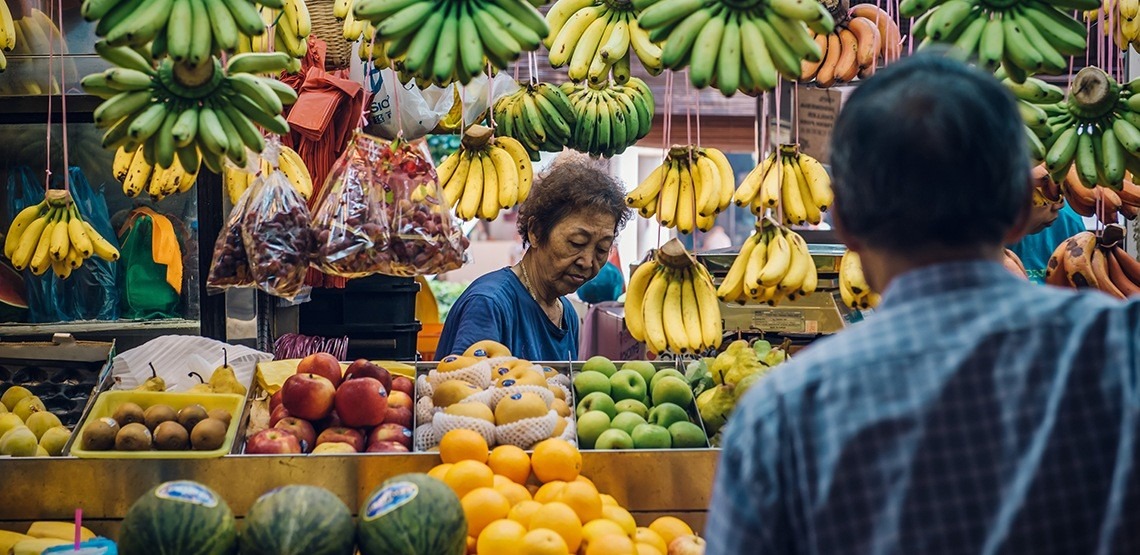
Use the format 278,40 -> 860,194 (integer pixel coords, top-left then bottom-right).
311,132 -> 468,278
205,184 -> 255,292
241,169 -> 313,300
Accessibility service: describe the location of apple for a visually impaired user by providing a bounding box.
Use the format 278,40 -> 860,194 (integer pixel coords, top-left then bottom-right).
344,359 -> 392,392
576,410 -> 612,449
313,410 -> 342,432
621,361 -> 657,387
269,390 -> 284,413
611,412 -> 647,436
573,371 -> 611,398
581,355 -> 617,377
391,375 -> 414,397
631,423 -> 672,449
610,369 -> 648,403
650,369 -> 686,392
668,421 -> 708,449
575,392 -> 617,420
366,441 -> 410,453
385,406 -> 413,429
651,377 -> 693,408
368,423 -> 412,450
334,377 -> 389,428
615,399 -> 649,420
387,390 -> 413,410
246,429 -> 302,454
648,403 -> 689,430
269,404 -> 291,427
594,428 -> 634,450
273,417 -> 317,452
281,373 -> 336,421
311,442 -> 357,455
297,352 -> 343,387
668,535 -> 707,555
317,427 -> 365,452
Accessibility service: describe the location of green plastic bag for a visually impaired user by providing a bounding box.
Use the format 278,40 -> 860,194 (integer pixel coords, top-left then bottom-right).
118,211 -> 181,320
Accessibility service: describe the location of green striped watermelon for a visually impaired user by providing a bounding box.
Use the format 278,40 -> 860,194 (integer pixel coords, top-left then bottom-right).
239,485 -> 354,555
357,473 -> 467,555
118,480 -> 237,555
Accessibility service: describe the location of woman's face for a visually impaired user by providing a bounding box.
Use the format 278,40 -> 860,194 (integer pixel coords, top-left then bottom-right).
529,210 -> 617,298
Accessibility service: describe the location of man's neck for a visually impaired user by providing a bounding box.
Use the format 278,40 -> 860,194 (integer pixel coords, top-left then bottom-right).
859,245 -> 1006,293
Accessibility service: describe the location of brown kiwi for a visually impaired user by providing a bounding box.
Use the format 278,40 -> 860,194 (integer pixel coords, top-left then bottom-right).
207,408 -> 232,427
177,404 -> 208,431
154,421 -> 190,451
80,417 -> 119,451
190,418 -> 227,451
111,402 -> 146,427
115,423 -> 153,451
143,404 -> 177,431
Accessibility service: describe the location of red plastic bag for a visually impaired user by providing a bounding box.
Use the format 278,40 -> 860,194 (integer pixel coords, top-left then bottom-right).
241,168 -> 314,301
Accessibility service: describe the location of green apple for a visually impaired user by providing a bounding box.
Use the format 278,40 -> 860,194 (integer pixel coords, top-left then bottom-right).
573,370 -> 612,398
581,356 -> 618,377
610,412 -> 647,436
576,392 -> 617,420
614,399 -> 649,420
609,370 -> 647,403
651,376 -> 694,408
631,423 -> 672,449
621,361 -> 657,387
668,421 -> 708,448
594,428 -> 634,450
577,410 -> 612,449
649,368 -> 686,391
648,402 -> 689,430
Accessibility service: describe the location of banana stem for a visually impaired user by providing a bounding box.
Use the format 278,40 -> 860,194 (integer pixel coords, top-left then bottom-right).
656,237 -> 698,269
1069,67 -> 1117,120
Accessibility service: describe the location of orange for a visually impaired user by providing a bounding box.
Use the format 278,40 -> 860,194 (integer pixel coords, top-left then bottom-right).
558,480 -> 603,523
445,460 -> 495,499
600,494 -> 619,507
583,533 -> 636,555
496,480 -> 534,506
633,528 -> 667,553
575,475 -> 597,488
635,543 -> 663,555
429,463 -> 454,481
489,444 -> 532,484
440,429 -> 490,464
581,520 -> 628,548
531,438 -> 582,483
466,535 -> 476,554
477,519 -> 527,555
601,505 -> 636,536
648,516 -> 693,547
519,528 -> 570,555
463,487 -> 512,537
534,480 -> 567,503
528,502 -> 583,553
508,500 -> 544,527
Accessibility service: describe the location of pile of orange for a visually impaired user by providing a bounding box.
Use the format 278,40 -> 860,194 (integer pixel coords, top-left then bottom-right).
430,429 -> 706,555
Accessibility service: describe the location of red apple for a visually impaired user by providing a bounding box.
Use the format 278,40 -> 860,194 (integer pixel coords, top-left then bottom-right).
313,410 -> 342,432
245,429 -> 302,454
365,441 -> 410,453
385,406 -> 413,429
368,423 -> 413,450
334,377 -> 388,428
391,375 -> 414,397
282,373 -> 336,421
344,359 -> 392,392
269,404 -> 291,427
274,417 -> 317,452
297,352 -> 343,387
387,390 -> 413,410
269,390 -> 284,413
317,426 -> 365,452
667,535 -> 707,555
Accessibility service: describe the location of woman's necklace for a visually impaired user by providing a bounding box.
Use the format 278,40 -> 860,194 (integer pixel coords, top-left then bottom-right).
519,260 -> 563,329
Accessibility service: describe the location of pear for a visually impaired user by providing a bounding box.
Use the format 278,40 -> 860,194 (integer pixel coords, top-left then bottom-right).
35,445 -> 48,456
208,349 -> 246,395
187,371 -> 214,394
39,426 -> 71,456
25,411 -> 62,440
135,362 -> 167,392
13,396 -> 45,421
0,402 -> 7,414
0,426 -> 39,456
696,385 -> 736,436
0,413 -> 24,437
1,386 -> 32,411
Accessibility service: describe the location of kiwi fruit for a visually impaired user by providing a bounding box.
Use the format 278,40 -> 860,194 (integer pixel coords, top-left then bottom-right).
80,417 -> 119,451
154,421 -> 190,451
112,402 -> 146,427
207,408 -> 232,427
143,404 -> 177,431
177,404 -> 208,431
190,418 -> 227,451
115,423 -> 153,451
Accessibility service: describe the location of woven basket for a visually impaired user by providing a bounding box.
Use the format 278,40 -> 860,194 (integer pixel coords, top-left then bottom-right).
309,0 -> 354,71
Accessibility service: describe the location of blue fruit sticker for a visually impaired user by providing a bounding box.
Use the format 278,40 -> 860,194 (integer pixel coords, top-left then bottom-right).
363,482 -> 419,521
497,367 -> 509,375
510,393 -> 522,400
474,349 -> 488,357
443,356 -> 458,363
502,380 -> 517,387
155,481 -> 218,507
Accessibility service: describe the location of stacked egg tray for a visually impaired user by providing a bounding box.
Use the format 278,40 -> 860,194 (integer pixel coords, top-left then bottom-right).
0,336 -> 114,428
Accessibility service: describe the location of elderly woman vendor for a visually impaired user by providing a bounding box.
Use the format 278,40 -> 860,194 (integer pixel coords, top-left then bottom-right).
436,155 -> 632,361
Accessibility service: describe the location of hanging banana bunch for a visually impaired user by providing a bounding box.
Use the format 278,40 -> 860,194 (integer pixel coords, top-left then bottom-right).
0,0 -> 15,72
1091,0 -> 1140,52
235,0 -> 311,72
800,0 -> 902,86
113,145 -> 200,200
733,144 -> 833,226
221,145 -> 314,203
1045,230 -> 1140,298
625,145 -> 736,233
545,0 -> 664,84
838,250 -> 879,309
625,238 -> 723,355
436,125 -> 534,221
5,190 -> 120,279
560,78 -> 654,157
493,82 -> 579,161
1002,70 -> 1066,165
716,219 -> 819,306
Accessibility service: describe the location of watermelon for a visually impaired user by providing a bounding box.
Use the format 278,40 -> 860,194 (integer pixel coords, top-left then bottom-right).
118,480 -> 237,555
239,485 -> 354,555
357,473 -> 467,555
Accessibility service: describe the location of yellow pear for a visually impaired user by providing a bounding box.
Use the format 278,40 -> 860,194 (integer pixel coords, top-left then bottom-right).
432,380 -> 481,408
1,386 -> 32,410
39,426 -> 71,456
25,411 -> 62,440
13,396 -> 45,421
494,392 -> 549,425
0,426 -> 38,456
444,402 -> 495,424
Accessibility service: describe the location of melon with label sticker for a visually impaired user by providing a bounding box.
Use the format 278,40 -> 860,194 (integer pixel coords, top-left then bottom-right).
118,480 -> 237,555
357,473 -> 467,555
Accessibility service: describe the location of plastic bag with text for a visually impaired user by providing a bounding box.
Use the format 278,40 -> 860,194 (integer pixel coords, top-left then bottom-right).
241,168 -> 314,301
365,69 -> 455,141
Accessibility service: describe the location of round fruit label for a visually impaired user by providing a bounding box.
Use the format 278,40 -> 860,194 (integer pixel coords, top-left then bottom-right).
443,356 -> 459,363
497,367 -> 509,375
98,417 -> 117,427
155,481 -> 218,507
509,393 -> 522,400
363,482 -> 418,521
502,380 -> 517,388
473,349 -> 488,357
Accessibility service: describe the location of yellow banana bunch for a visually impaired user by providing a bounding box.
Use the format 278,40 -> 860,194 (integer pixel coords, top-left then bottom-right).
438,125 -> 533,221
838,250 -> 879,309
221,145 -> 313,204
234,0 -> 311,64
5,190 -> 120,279
114,145 -> 201,200
626,145 -> 736,234
734,144 -> 833,226
545,0 -> 663,83
716,220 -> 818,306
0,0 -> 15,72
625,238 -> 722,355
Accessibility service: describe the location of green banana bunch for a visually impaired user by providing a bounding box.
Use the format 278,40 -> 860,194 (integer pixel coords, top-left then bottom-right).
81,43 -> 298,174
634,0 -> 834,95
545,0 -> 663,84
1000,69 -> 1066,166
493,82 -> 578,161
352,0 -> 549,86
560,77 -> 654,158
906,0 -> 1092,82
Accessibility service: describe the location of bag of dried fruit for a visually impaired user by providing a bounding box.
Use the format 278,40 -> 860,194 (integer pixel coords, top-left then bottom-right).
240,154 -> 314,301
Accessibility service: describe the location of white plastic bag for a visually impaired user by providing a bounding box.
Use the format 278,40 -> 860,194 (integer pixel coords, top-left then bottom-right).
366,72 -> 521,140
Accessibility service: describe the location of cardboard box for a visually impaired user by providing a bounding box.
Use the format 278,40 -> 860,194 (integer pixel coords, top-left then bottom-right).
796,85 -> 856,164
579,302 -> 646,361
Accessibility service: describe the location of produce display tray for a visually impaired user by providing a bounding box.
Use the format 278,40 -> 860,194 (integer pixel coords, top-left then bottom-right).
0,335 -> 114,429
70,390 -> 246,459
